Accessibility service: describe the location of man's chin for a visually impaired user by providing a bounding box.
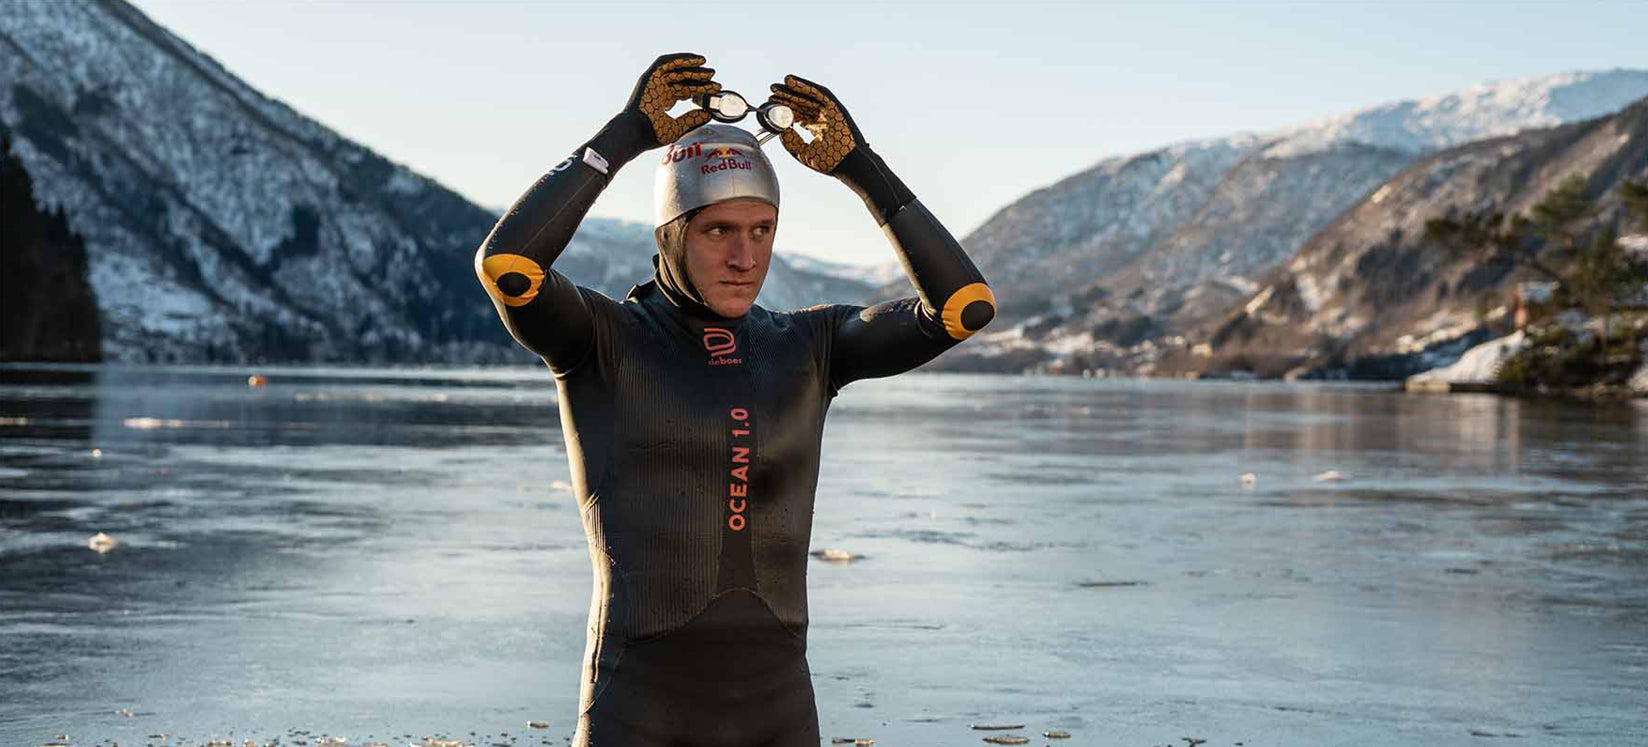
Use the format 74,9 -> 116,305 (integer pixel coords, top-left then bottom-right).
711,302 -> 753,318
708,293 -> 757,318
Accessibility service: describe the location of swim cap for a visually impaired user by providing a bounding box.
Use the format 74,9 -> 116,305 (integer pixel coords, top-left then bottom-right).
654,123 -> 780,227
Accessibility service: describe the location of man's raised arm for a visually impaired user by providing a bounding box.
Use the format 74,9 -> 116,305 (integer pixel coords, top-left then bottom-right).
769,76 -> 997,389
476,53 -> 719,371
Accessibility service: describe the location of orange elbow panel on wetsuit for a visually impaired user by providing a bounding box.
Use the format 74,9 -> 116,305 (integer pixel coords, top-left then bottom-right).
479,253 -> 546,307
474,50 -> 714,370
815,118 -> 997,345
474,147 -> 614,370
882,199 -> 997,341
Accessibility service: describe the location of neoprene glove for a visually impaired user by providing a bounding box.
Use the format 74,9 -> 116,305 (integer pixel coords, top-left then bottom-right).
768,75 -> 865,175
768,75 -> 914,225
589,53 -> 721,168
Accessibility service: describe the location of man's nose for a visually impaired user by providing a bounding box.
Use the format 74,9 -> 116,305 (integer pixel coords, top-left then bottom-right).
726,235 -> 757,271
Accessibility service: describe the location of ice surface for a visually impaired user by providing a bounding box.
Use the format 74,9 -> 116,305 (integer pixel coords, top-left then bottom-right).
2,367 -> 1645,745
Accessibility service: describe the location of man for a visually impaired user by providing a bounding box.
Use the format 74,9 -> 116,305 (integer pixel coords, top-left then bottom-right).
475,53 -> 996,746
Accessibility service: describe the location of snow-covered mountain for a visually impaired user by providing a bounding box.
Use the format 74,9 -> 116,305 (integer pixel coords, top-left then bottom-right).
782,254 -> 905,287
935,68 -> 1648,373
1262,70 -> 1648,158
0,0 -> 869,364
1180,97 -> 1648,380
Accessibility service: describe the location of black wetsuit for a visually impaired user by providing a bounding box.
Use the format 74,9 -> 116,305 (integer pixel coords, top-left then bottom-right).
476,130 -> 994,745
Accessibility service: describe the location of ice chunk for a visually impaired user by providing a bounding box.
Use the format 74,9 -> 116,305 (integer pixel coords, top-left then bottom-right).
87,532 -> 118,553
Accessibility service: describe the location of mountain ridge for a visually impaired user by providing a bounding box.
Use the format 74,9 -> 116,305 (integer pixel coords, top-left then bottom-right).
934,68 -> 1648,374
0,0 -> 870,364
1182,96 -> 1648,380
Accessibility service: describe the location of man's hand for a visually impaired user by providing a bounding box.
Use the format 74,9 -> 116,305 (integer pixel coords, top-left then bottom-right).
769,75 -> 912,225
768,75 -> 869,175
620,53 -> 721,149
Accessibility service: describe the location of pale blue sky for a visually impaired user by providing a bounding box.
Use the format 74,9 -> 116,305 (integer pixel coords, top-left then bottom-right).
130,0 -> 1648,267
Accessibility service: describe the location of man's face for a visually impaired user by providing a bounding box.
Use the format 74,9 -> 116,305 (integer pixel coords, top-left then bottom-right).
683,198 -> 777,318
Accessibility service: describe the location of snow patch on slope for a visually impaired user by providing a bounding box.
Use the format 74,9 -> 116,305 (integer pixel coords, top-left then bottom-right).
783,254 -> 904,287
1265,69 -> 1648,158
1407,331 -> 1526,385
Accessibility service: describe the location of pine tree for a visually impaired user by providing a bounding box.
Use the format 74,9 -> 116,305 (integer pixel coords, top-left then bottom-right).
1423,173 -> 1648,371
0,130 -> 102,362
1622,179 -> 1648,230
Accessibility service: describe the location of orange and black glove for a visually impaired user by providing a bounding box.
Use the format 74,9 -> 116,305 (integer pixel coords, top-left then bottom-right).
588,53 -> 721,169
769,75 -> 914,226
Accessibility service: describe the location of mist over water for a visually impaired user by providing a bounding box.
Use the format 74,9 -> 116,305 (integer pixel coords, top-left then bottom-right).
2,365 -> 1645,746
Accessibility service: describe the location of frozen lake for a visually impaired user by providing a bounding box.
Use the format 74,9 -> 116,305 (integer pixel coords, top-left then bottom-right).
2,364 -> 1645,746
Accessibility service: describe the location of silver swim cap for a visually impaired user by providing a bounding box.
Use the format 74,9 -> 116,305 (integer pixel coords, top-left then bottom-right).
654,123 -> 780,227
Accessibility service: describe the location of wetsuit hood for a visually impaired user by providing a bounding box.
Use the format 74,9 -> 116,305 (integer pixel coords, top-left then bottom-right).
647,210 -> 743,323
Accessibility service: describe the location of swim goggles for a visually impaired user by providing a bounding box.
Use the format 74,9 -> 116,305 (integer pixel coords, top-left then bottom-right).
693,91 -> 795,145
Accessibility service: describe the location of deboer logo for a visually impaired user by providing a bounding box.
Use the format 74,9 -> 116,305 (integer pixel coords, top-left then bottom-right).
702,327 -> 737,357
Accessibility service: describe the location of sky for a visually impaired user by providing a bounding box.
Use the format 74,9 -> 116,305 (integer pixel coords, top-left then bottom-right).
128,0 -> 1648,268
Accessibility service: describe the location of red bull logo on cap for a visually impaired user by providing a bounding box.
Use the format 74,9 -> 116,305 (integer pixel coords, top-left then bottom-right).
654,123 -> 779,227
697,144 -> 752,175
702,146 -> 745,160
700,159 -> 753,176
661,142 -> 702,165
